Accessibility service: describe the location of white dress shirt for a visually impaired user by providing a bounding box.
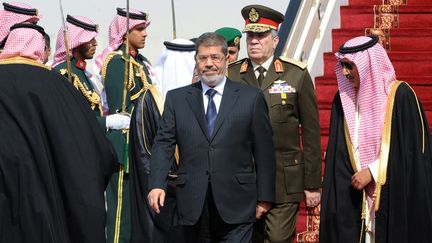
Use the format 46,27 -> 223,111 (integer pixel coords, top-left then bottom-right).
201,77 -> 226,114
251,56 -> 274,79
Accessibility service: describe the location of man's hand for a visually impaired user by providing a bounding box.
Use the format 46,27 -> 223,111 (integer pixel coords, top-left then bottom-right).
256,201 -> 272,219
351,168 -> 373,190
304,189 -> 321,208
147,188 -> 166,214
106,114 -> 131,130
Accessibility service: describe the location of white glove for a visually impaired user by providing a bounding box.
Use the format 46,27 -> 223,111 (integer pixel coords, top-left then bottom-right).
106,114 -> 131,130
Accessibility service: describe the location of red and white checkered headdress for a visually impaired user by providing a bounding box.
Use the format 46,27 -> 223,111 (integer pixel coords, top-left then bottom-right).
0,2 -> 41,45
94,8 -> 150,74
335,36 -> 396,169
0,23 -> 46,63
52,15 -> 98,67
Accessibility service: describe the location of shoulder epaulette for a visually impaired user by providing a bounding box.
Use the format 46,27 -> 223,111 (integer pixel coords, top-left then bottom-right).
228,57 -> 247,66
101,50 -> 123,82
279,56 -> 307,70
59,68 -> 79,85
228,58 -> 249,74
60,68 -> 102,114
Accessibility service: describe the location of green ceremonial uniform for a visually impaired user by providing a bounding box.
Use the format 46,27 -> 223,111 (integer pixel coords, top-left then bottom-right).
228,57 -> 322,242
53,58 -> 105,129
102,44 -> 152,243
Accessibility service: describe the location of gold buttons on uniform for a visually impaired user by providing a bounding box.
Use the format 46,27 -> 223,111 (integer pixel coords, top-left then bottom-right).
281,92 -> 287,105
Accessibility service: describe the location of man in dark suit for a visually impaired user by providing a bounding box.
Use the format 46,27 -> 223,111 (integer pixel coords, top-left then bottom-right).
148,32 -> 276,242
228,5 -> 322,243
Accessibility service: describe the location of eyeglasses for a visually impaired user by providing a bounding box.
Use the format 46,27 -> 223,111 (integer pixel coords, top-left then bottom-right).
196,54 -> 225,63
339,61 -> 354,70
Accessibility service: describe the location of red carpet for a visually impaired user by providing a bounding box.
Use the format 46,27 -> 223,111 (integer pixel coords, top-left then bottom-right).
296,1 -> 432,242
332,28 -> 432,51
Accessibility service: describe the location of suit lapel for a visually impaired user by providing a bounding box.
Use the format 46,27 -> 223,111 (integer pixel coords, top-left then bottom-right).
185,82 -> 209,139
210,79 -> 239,141
261,59 -> 281,90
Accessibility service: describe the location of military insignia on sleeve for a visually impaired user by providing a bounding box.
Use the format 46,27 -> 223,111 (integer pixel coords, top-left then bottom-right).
249,8 -> 260,23
274,59 -> 283,73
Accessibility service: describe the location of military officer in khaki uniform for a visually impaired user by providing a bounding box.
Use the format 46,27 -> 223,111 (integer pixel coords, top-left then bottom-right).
228,5 -> 322,243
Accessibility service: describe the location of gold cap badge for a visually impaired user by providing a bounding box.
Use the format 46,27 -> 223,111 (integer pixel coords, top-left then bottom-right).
233,36 -> 240,46
249,8 -> 259,23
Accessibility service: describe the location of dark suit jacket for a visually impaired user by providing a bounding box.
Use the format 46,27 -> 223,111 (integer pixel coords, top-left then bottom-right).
150,79 -> 276,225
229,57 -> 322,203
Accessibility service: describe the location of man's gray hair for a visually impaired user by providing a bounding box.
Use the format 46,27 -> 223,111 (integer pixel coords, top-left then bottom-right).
270,29 -> 278,39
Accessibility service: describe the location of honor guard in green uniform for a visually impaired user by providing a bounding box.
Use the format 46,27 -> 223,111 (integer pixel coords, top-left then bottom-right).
52,15 -> 131,131
94,7 -> 158,243
228,5 -> 322,243
215,27 -> 242,63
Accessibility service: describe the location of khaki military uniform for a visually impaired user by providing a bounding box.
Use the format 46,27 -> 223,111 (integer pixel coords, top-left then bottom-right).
228,57 -> 322,242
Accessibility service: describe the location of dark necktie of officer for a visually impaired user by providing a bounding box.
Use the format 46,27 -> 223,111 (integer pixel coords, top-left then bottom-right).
257,66 -> 266,86
205,88 -> 218,137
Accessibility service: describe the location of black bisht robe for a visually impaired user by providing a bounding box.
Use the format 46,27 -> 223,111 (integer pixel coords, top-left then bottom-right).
320,83 -> 432,243
0,62 -> 116,243
129,90 -> 179,243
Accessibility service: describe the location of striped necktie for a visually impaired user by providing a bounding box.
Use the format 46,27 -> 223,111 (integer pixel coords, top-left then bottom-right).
205,88 -> 217,137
